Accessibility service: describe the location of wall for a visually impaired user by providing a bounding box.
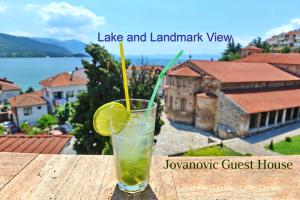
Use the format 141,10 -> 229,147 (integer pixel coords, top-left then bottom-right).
195,94 -> 217,131
165,76 -> 201,124
215,92 -> 250,139
42,85 -> 87,113
273,64 -> 300,77
15,104 -> 48,126
0,90 -> 20,103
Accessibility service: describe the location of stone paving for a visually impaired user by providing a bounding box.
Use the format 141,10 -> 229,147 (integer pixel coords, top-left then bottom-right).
152,112 -> 220,155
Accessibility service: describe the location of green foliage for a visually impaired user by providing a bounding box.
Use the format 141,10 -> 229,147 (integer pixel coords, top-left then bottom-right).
250,37 -> 271,52
37,114 -> 57,130
55,103 -> 72,125
129,66 -> 164,135
25,87 -> 34,93
20,122 -> 41,135
184,145 -> 242,156
269,140 -> 274,150
219,40 -> 242,61
266,135 -> 300,155
281,46 -> 291,53
71,44 -> 124,154
0,125 -> 4,135
285,136 -> 292,142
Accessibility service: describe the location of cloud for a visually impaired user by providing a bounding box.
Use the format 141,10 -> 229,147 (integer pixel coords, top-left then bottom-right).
0,4 -> 8,13
234,35 -> 256,47
24,4 -> 40,11
9,31 -> 33,37
35,2 -> 105,40
266,18 -> 300,38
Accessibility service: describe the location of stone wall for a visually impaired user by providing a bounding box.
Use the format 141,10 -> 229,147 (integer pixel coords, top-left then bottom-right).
195,94 -> 217,131
165,76 -> 201,124
273,64 -> 300,77
215,92 -> 250,139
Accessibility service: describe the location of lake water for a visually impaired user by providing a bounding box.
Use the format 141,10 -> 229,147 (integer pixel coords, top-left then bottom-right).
0,56 -> 218,90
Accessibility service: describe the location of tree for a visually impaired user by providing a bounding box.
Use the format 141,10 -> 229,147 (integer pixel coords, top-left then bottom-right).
37,114 -> 57,130
55,102 -> 72,125
281,46 -> 290,53
269,140 -> 274,150
0,125 -> 4,135
129,66 -> 164,135
219,40 -> 242,61
71,44 -> 124,154
25,87 -> 34,93
250,37 -> 271,52
20,122 -> 41,135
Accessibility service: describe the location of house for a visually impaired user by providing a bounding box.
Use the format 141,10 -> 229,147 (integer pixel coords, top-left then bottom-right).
0,134 -> 72,154
39,72 -> 88,113
240,45 -> 263,57
127,65 -> 165,96
0,78 -> 21,104
266,29 -> 300,48
164,59 -> 300,139
8,92 -> 48,127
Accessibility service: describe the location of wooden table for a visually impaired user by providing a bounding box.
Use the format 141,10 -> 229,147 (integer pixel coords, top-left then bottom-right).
0,152 -> 300,200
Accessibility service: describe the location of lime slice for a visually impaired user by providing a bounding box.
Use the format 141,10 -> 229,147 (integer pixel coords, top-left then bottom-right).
93,102 -> 129,136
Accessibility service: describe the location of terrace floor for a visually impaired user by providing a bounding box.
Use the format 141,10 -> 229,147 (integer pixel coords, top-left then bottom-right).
0,152 -> 299,199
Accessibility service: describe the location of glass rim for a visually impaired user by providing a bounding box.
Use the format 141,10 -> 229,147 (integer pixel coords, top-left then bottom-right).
114,98 -> 157,113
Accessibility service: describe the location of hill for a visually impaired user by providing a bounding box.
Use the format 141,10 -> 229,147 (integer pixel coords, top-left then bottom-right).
0,33 -> 73,57
32,38 -> 87,55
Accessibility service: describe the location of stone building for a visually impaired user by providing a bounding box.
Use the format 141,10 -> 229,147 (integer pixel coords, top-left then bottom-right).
241,45 -> 263,57
164,59 -> 300,139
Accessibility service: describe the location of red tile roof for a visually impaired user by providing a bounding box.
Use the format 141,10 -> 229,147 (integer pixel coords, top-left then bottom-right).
128,65 -> 163,71
225,87 -> 300,113
8,93 -> 46,108
241,45 -> 262,51
168,65 -> 201,77
190,60 -> 300,83
237,53 -> 300,65
40,72 -> 88,88
0,135 -> 72,154
0,79 -> 20,91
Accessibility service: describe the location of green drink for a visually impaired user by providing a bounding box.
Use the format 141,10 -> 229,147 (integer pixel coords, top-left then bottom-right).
111,99 -> 156,193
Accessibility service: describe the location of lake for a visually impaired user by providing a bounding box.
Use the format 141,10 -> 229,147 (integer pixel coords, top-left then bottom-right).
0,55 -> 218,90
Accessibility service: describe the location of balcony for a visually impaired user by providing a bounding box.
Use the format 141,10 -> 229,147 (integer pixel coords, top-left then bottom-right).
0,152 -> 299,199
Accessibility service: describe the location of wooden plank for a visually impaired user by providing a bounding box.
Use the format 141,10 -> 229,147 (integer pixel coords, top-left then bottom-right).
0,152 -> 37,189
169,156 -> 300,200
1,154 -> 300,199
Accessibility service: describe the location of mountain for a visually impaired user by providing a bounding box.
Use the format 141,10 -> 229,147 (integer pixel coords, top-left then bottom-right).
32,38 -> 87,55
0,33 -> 73,57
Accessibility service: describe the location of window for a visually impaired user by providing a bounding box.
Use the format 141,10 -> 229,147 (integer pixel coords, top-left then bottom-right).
66,91 -> 74,98
53,91 -> 63,99
23,107 -> 32,116
169,96 -> 173,109
37,106 -> 42,110
277,110 -> 283,123
78,90 -> 85,94
180,98 -> 186,112
269,111 -> 276,125
285,108 -> 292,121
292,107 -> 299,119
249,113 -> 258,129
260,112 -> 267,127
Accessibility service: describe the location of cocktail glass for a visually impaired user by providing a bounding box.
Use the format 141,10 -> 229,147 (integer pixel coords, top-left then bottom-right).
110,99 -> 157,193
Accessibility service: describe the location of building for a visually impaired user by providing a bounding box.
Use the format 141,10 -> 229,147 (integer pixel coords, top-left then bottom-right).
266,30 -> 300,49
127,65 -> 165,96
0,134 -> 72,154
8,92 -> 48,126
0,78 -> 21,104
164,59 -> 300,139
241,45 -> 263,57
39,72 -> 88,113
238,53 -> 300,76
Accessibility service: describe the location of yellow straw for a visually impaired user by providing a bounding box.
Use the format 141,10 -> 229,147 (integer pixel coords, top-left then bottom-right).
119,42 -> 130,111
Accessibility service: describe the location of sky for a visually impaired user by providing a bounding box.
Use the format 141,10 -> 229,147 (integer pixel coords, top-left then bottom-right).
0,0 -> 300,55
